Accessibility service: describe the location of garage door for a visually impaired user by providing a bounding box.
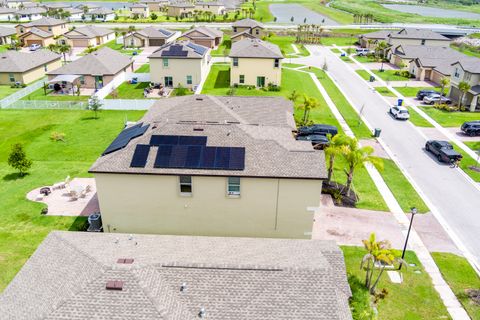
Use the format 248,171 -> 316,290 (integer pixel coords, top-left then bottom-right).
72,39 -> 90,47
26,40 -> 43,46
149,39 -> 165,46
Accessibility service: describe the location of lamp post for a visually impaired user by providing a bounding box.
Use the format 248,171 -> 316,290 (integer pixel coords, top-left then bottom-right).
399,207 -> 417,270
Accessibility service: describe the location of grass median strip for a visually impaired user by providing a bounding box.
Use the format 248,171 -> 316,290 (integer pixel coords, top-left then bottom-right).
407,107 -> 434,127
393,86 -> 440,97
375,87 -> 396,97
451,142 -> 480,182
420,106 -> 480,127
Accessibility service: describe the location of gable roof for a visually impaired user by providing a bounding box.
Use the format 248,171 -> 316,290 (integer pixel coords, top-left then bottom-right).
0,49 -> 60,73
130,3 -> 148,8
17,16 -> 65,27
0,26 -> 15,37
451,56 -> 480,74
15,6 -> 47,15
230,38 -> 283,59
359,30 -> 391,40
87,7 -> 114,15
135,26 -> 175,39
0,7 -> 16,14
168,2 -> 195,7
0,231 -> 352,320
230,30 -> 257,40
19,27 -> 53,38
47,47 -> 132,76
182,26 -> 223,40
64,25 -> 114,39
149,41 -> 209,59
232,18 -> 263,29
392,45 -> 464,60
195,1 -> 224,6
390,28 -> 450,41
139,0 -> 169,3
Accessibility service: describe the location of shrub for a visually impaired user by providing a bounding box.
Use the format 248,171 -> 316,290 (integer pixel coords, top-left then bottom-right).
174,84 -> 189,96
150,13 -> 158,20
266,83 -> 280,92
50,132 -> 66,142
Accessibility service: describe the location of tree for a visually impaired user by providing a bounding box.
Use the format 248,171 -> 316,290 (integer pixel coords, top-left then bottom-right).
375,41 -> 388,60
7,143 -> 32,176
121,31 -> 127,48
300,95 -> 319,125
439,77 -> 449,97
324,134 -> 350,182
150,12 -> 158,20
58,44 -> 71,63
47,43 -> 59,53
88,96 -> 103,119
287,90 -> 299,104
341,138 -> 383,196
458,81 -> 471,109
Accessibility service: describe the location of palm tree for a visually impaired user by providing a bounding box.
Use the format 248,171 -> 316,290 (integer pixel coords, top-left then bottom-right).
121,31 -> 127,48
324,134 -> 350,182
375,40 -> 388,61
341,138 -> 383,197
47,43 -> 59,53
440,77 -> 449,97
458,81 -> 471,109
288,90 -> 299,104
58,44 -> 71,63
300,95 -> 319,125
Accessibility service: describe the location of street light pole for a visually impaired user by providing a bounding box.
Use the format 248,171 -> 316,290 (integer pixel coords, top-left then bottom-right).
399,207 -> 417,270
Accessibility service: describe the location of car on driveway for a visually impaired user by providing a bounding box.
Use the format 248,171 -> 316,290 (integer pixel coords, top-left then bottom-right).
425,140 -> 462,163
423,94 -> 451,105
296,134 -> 329,149
389,105 -> 410,120
416,89 -> 438,100
297,124 -> 338,137
461,121 -> 480,136
355,48 -> 371,56
29,44 -> 41,51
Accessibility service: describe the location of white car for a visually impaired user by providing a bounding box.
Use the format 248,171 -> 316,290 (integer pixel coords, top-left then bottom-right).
356,48 -> 371,56
389,105 -> 410,120
29,44 -> 41,51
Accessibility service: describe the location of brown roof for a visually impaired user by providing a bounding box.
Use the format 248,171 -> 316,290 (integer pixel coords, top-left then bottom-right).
0,49 -> 60,73
230,38 -> 283,59
182,26 -> 223,40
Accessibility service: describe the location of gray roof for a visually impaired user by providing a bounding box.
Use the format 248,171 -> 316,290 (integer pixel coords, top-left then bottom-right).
130,3 -> 148,8
22,27 -> 52,38
149,41 -> 208,59
182,26 -> 223,39
64,25 -> 114,39
232,18 -> 263,29
90,95 -> 327,179
135,26 -> 175,39
43,3 -> 71,9
230,38 -> 283,59
168,2 -> 195,7
15,6 -> 47,15
140,0 -> 169,3
0,50 -> 60,73
88,7 -> 114,15
18,16 -> 65,26
452,56 -> 480,74
0,26 -> 15,37
63,7 -> 83,14
0,231 -> 352,320
361,28 -> 450,41
196,1 -> 224,6
47,47 -> 132,76
359,30 -> 391,40
0,7 -> 16,14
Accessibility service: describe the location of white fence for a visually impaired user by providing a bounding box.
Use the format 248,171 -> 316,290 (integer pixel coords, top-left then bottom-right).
102,99 -> 155,110
94,72 -> 127,100
4,100 -> 88,110
0,78 -> 46,108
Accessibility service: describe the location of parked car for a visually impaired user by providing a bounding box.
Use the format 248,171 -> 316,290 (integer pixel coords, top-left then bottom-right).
356,48 -> 371,56
425,140 -> 462,163
416,89 -> 438,100
296,134 -> 329,149
423,94 -> 451,105
29,44 -> 41,51
461,121 -> 480,136
389,105 -> 410,120
297,124 -> 338,137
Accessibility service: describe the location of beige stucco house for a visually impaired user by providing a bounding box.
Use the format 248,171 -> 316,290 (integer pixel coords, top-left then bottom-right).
124,27 -> 175,47
180,26 -> 223,49
6,0 -> 33,9
148,41 -> 210,88
231,18 -> 265,42
129,3 -> 150,18
194,1 -> 225,14
449,58 -> 480,111
0,50 -> 61,85
139,0 -> 169,12
230,38 -> 283,87
16,17 -> 67,47
0,26 -> 15,44
166,2 -> 194,17
89,95 -> 326,238
62,25 -> 115,47
359,28 -> 451,49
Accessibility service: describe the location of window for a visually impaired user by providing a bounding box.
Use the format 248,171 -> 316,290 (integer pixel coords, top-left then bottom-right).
20,27 -> 24,33
186,75 -> 192,85
274,58 -> 279,68
79,76 -> 85,84
421,39 -> 425,45
8,73 -> 15,82
255,28 -> 259,35
233,57 -> 238,67
239,74 -> 244,84
227,177 -> 240,196
454,67 -> 460,78
44,64 -> 48,72
163,58 -> 169,67
465,72 -> 471,81
48,26 -> 52,31
233,27 -> 237,33
179,176 -> 192,195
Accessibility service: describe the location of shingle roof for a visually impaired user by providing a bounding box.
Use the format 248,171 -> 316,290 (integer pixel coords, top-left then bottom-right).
390,28 -> 450,41
359,30 -> 391,40
88,7 -> 114,14
135,26 -> 175,39
139,0 -> 169,3
18,16 -> 65,27
230,38 -> 283,59
90,95 -> 326,179
47,47 -> 132,76
22,27 -> 52,38
63,7 -> 83,14
130,3 -> 148,8
15,6 -> 47,15
182,26 -> 223,39
0,7 -> 16,14
64,25 -> 114,39
452,56 -> 480,74
0,231 -> 352,320
232,18 -> 264,29
148,41 -> 208,59
0,26 -> 15,37
230,29 -> 257,40
196,1 -> 224,6
0,50 -> 60,73
168,2 -> 195,7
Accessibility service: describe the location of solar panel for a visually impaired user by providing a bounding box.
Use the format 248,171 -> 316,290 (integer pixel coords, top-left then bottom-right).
169,145 -> 188,168
214,147 -> 231,170
130,144 -> 150,168
178,136 -> 207,145
154,145 -> 173,168
102,123 -> 150,155
150,135 -> 207,146
229,147 -> 245,170
185,145 -> 202,168
150,135 -> 179,146
200,146 -> 216,169
186,42 -> 207,55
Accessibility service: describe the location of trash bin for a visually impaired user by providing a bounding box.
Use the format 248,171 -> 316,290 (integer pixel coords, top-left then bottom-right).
369,75 -> 375,82
374,128 -> 382,138
340,52 -> 346,57
397,98 -> 403,106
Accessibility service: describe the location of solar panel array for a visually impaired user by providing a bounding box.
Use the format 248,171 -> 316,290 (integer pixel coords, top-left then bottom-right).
103,123 -> 150,155
158,29 -> 173,36
130,144 -> 150,168
161,44 -> 188,57
149,135 -> 207,146
186,42 -> 207,56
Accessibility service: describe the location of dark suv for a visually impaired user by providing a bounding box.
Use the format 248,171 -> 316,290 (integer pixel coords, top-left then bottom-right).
416,89 -> 438,100
297,124 -> 338,137
461,121 -> 480,137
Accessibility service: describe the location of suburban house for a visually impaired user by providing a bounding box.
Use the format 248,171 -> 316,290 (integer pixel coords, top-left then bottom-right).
5,0 -> 32,9
62,25 -> 115,47
229,38 -> 283,87
0,7 -> 16,21
124,26 -> 176,47
148,41 -> 210,88
46,47 -> 133,89
180,26 -> 223,49
139,0 -> 169,12
129,3 -> 149,18
0,231 -> 352,320
359,28 -> 451,49
14,6 -> 46,21
89,95 -> 326,238
194,1 -> 226,14
84,7 -> 115,22
0,26 -> 15,44
62,7 -> 83,21
231,18 -> 265,43
166,2 -> 195,17
16,17 -> 67,47
450,57 -> 480,111
43,3 -> 71,10
0,50 -> 61,85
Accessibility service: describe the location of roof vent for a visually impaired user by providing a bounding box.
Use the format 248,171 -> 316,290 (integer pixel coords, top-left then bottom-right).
128,234 -> 133,240
117,258 -> 135,264
196,97 -> 204,101
198,307 -> 206,318
180,282 -> 187,292
106,280 -> 124,291
193,128 -> 204,131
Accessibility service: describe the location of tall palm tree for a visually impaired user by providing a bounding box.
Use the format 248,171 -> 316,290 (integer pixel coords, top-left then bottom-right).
121,31 -> 127,48
458,81 -> 471,109
58,44 -> 71,63
440,77 -> 449,97
47,43 -> 59,53
300,95 -> 319,125
375,40 -> 388,61
324,134 -> 350,182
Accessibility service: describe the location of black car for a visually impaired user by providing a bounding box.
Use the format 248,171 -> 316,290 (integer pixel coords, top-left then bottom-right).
461,121 -> 480,137
425,140 -> 462,163
296,134 -> 329,149
416,89 -> 438,100
297,124 -> 338,137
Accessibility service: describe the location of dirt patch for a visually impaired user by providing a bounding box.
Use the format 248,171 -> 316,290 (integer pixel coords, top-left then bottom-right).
466,289 -> 480,306
322,181 -> 359,208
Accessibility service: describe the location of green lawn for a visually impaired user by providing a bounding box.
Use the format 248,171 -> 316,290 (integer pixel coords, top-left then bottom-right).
0,45 -> 9,53
0,85 -> 20,100
300,0 -> 354,24
321,36 -> 357,46
21,88 -> 89,101
375,86 -> 396,97
342,246 -> 451,320
331,48 -> 341,54
0,109 -> 145,292
394,86 -> 441,97
356,70 -> 372,81
83,40 -> 143,56
431,252 -> 480,320
106,82 -> 150,99
408,107 -> 434,127
340,55 -> 353,63
372,70 -> 411,82
211,35 -> 231,57
419,107 -> 480,127
452,142 -> 480,182
465,141 -> 480,153
451,43 -> 480,59
268,36 -> 309,56
354,55 -> 378,63
282,63 -> 305,69
135,64 -> 150,73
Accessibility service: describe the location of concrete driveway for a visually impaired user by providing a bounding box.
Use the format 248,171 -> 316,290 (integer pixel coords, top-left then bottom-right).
295,46 -> 480,270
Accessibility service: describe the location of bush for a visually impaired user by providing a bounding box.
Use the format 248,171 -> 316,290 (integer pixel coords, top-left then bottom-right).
150,12 -> 157,20
174,84 -> 188,96
7,143 -> 32,176
266,83 -> 280,92
433,103 -> 467,112
50,132 -> 66,142
393,70 -> 411,78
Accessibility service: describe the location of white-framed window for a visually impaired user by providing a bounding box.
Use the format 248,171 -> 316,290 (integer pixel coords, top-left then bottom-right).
186,75 -> 192,85
8,73 -> 15,82
44,64 -> 48,72
454,67 -> 460,78
163,58 -> 169,67
179,176 -> 192,195
421,39 -> 425,45
227,177 -> 240,196
233,57 -> 238,67
274,58 -> 279,68
239,74 -> 244,84
79,76 -> 85,84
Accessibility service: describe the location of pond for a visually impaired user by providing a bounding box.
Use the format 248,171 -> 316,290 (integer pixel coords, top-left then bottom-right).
41,1 -> 130,10
382,4 -> 480,19
269,3 -> 339,25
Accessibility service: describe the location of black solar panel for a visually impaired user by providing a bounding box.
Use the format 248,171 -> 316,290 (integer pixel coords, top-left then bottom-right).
103,123 -> 150,155
130,144 -> 150,168
154,145 -> 173,168
162,44 -> 188,57
214,147 -> 231,170
186,42 -> 207,56
169,145 -> 188,168
150,135 -> 207,146
186,145 -> 202,168
229,147 -> 246,170
200,146 -> 216,169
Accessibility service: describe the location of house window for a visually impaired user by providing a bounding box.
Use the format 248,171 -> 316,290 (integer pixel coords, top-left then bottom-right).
20,27 -> 24,33
186,75 -> 192,85
227,177 -> 240,196
233,57 -> 238,67
79,76 -> 85,84
465,72 -> 471,81
48,26 -> 52,31
239,74 -> 244,84
8,73 -> 15,82
421,39 -> 425,45
179,176 -> 192,195
233,27 -> 237,33
274,58 -> 279,68
255,29 -> 259,35
44,64 -> 48,72
163,58 -> 169,67
454,67 -> 460,78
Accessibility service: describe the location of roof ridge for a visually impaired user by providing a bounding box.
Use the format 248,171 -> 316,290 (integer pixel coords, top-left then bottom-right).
207,95 -> 247,124
53,231 -> 108,267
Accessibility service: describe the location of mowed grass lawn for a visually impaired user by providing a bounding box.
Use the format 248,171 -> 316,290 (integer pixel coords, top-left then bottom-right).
419,107 -> 480,127
394,86 -> 441,97
375,86 -> 396,97
135,64 -> 150,73
0,85 -> 20,100
211,35 -> 231,57
408,107 -> 434,127
268,36 -> 309,56
0,109 -> 145,292
373,70 -> 411,82
202,64 -> 388,211
106,82 -> 150,99
22,88 -> 89,101
342,246 -> 450,320
432,252 -> 480,320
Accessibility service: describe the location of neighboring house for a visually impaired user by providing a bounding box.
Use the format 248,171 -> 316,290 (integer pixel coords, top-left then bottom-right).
62,7 -> 83,21
84,7 -> 115,22
62,25 -> 115,47
229,38 -> 283,87
129,3 -> 149,18
230,30 -> 256,43
89,94 -> 326,238
194,1 -> 225,14
0,50 -> 61,84
0,7 -> 16,21
231,18 -> 265,42
0,231 -> 352,320
450,57 -> 480,111
0,26 -> 15,44
5,0 -> 32,9
359,28 -> 451,49
43,3 -> 72,10
16,17 -> 67,47
124,26 -> 175,47
180,26 -> 223,49
14,6 -> 47,21
148,41 -> 210,88
166,2 -> 195,17
46,47 -> 133,89
139,0 -> 169,11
